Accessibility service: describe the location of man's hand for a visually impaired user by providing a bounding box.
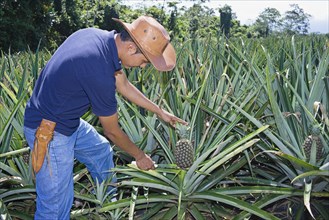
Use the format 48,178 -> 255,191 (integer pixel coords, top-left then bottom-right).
157,109 -> 188,127
135,152 -> 155,170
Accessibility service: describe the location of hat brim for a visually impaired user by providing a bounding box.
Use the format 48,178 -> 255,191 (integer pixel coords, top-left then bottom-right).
113,18 -> 176,72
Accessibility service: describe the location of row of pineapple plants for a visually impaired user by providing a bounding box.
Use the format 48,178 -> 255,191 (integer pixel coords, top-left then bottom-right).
98,36 -> 328,219
0,35 -> 328,219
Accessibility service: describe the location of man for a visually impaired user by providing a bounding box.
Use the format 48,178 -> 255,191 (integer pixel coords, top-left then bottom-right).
24,16 -> 186,219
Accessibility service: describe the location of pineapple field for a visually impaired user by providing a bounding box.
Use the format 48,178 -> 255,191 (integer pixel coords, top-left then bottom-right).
0,35 -> 328,219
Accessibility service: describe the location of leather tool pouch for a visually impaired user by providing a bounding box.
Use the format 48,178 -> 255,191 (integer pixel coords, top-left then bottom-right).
31,119 -> 56,173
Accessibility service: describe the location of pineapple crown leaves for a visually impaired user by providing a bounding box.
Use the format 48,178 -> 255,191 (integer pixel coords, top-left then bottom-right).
308,123 -> 322,136
175,123 -> 191,139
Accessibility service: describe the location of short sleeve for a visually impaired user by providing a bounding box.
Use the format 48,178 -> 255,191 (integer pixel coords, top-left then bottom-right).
79,71 -> 117,116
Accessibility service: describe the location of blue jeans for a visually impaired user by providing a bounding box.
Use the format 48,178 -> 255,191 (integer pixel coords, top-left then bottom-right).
24,119 -> 116,220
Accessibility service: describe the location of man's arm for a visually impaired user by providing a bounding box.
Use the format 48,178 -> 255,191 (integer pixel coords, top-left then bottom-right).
99,113 -> 155,170
115,70 -> 187,127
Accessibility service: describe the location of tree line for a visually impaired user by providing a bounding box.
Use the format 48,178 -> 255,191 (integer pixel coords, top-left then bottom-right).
0,0 -> 322,52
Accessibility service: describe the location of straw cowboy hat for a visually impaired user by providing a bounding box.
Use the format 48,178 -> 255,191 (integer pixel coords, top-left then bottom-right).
113,16 -> 176,71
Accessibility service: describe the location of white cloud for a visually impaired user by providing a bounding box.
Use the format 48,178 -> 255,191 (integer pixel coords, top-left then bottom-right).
202,1 -> 329,33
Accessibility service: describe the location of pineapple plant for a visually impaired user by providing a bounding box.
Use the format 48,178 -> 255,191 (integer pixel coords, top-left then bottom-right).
303,125 -> 323,161
174,124 -> 194,169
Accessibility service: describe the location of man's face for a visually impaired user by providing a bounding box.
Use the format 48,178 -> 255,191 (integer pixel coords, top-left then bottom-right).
121,43 -> 150,69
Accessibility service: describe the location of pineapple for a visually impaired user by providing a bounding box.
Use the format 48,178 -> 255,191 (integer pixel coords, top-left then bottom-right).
174,124 -> 194,169
22,151 -> 30,164
303,125 -> 323,161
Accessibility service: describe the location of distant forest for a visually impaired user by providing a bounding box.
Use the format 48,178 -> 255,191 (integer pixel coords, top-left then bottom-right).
0,0 -> 325,52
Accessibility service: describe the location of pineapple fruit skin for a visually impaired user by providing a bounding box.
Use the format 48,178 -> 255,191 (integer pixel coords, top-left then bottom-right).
303,135 -> 323,161
174,138 -> 194,169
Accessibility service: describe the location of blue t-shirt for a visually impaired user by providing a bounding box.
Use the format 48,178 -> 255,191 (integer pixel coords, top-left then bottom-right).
24,28 -> 121,136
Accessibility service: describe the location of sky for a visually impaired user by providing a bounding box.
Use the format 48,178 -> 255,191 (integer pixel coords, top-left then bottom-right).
122,0 -> 329,33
